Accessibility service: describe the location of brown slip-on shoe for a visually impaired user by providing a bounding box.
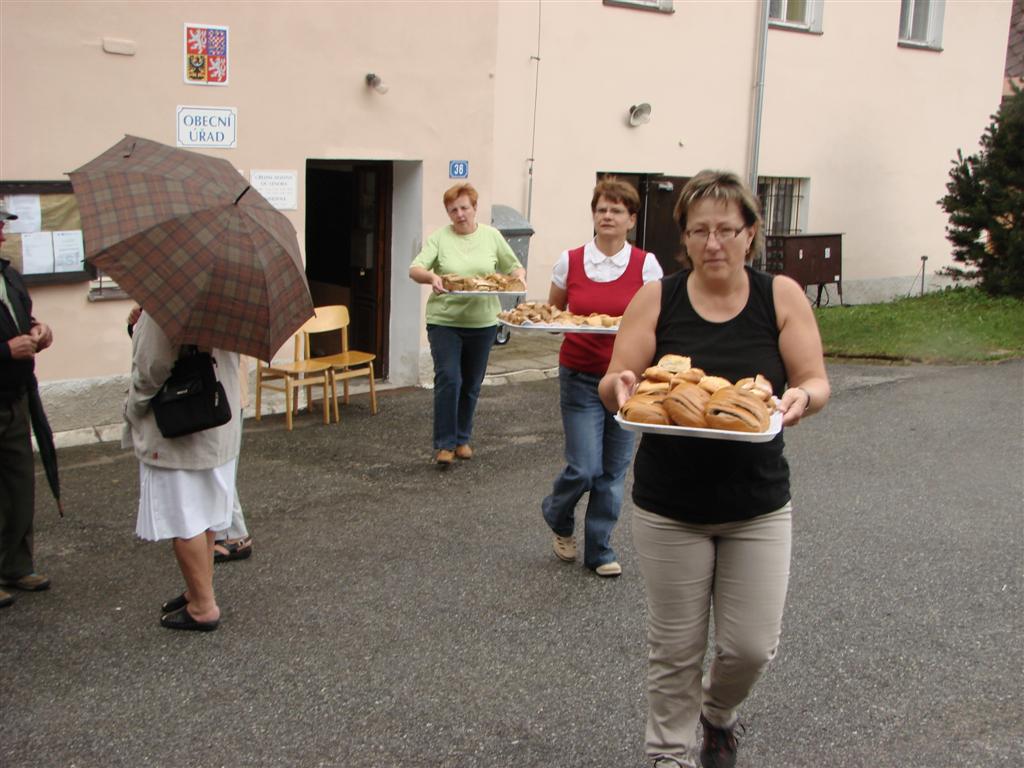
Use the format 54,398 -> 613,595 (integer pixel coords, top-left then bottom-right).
0,589 -> 14,608
436,449 -> 455,466
0,573 -> 50,592
455,444 -> 473,460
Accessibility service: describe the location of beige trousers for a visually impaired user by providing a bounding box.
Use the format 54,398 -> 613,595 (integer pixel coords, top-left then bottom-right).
632,503 -> 792,764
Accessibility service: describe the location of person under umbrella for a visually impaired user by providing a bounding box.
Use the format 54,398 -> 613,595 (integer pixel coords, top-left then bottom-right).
0,206 -> 56,608
69,135 -> 314,629
125,310 -> 241,631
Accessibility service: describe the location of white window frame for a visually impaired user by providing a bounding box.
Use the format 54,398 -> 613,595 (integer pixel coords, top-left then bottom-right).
768,0 -> 824,33
898,0 -> 945,50
602,0 -> 674,14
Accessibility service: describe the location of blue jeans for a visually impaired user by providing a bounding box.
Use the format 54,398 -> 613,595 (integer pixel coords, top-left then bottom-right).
427,324 -> 496,451
542,366 -> 636,568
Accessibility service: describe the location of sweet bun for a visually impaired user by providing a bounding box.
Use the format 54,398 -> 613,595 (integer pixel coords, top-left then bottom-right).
670,368 -> 704,387
698,375 -> 732,394
621,395 -> 671,425
736,374 -> 774,401
636,380 -> 670,395
664,382 -> 710,428
642,366 -> 674,383
704,386 -> 771,433
656,354 -> 691,374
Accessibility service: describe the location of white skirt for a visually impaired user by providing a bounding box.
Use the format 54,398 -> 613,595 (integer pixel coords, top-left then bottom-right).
135,458 -> 237,541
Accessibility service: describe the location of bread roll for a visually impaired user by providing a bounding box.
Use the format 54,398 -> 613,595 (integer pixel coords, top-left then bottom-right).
642,366 -> 674,383
698,375 -> 732,394
636,380 -> 670,395
664,382 -> 710,428
657,354 -> 691,374
705,386 -> 771,433
670,368 -> 705,387
621,395 -> 671,425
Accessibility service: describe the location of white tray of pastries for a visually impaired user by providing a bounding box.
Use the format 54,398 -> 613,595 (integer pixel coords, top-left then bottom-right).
615,410 -> 781,443
498,302 -> 620,333
443,273 -> 526,295
497,319 -> 617,334
614,355 -> 782,443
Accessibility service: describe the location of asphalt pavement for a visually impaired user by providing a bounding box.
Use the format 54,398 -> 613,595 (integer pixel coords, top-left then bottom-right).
1,353 -> 1021,768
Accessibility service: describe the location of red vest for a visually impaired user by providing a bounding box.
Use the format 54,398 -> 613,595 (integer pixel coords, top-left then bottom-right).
558,245 -> 647,375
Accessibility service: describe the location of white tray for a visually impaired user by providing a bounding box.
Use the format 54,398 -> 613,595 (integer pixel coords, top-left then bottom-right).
614,408 -> 782,443
498,318 -> 618,334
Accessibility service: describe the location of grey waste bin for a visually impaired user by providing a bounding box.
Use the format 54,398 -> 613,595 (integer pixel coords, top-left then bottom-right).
491,204 -> 534,345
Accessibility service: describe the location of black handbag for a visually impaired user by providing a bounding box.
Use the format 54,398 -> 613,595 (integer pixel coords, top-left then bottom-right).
151,345 -> 232,438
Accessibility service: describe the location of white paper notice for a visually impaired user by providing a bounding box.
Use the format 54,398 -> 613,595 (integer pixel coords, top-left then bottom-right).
4,195 -> 43,234
21,232 -> 54,274
250,170 -> 297,210
53,230 -> 85,272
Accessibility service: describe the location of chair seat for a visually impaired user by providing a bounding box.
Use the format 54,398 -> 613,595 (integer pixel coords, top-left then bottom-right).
263,358 -> 333,376
316,351 -> 375,368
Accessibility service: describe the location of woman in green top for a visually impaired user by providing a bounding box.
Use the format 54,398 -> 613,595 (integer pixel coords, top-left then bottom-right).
410,183 -> 526,466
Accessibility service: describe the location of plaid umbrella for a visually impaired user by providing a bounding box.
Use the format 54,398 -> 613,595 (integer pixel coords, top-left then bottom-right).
68,135 -> 313,361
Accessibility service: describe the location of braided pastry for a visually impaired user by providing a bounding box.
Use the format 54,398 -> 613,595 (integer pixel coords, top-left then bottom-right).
704,386 -> 771,433
663,382 -> 710,428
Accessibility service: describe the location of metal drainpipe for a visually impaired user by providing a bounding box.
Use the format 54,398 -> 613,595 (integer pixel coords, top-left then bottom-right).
749,1 -> 769,193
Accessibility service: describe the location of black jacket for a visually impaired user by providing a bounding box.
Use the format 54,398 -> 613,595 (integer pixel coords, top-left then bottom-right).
0,257 -> 36,403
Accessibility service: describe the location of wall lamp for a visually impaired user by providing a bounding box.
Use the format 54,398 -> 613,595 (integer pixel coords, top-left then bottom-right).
365,73 -> 389,94
628,103 -> 652,126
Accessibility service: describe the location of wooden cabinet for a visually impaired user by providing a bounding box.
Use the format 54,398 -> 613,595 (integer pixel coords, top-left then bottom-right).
764,233 -> 843,305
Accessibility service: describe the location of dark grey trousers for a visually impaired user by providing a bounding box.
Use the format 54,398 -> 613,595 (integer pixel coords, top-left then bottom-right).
0,394 -> 36,580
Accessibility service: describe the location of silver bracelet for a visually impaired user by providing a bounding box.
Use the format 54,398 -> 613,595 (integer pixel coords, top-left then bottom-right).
797,386 -> 812,411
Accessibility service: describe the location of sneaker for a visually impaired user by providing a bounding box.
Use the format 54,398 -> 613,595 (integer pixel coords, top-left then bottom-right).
595,561 -> 622,577
0,573 -> 50,592
699,713 -> 742,768
0,589 -> 13,608
654,757 -> 695,768
454,444 -> 473,460
436,449 -> 455,466
552,534 -> 576,562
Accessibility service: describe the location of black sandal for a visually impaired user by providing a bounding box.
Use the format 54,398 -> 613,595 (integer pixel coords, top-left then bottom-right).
213,537 -> 253,563
160,606 -> 219,632
161,592 -> 188,614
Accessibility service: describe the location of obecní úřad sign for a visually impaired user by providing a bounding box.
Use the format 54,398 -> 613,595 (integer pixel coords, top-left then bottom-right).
177,106 -> 237,148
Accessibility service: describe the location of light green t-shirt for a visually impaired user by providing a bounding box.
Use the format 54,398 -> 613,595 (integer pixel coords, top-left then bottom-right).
410,223 -> 523,328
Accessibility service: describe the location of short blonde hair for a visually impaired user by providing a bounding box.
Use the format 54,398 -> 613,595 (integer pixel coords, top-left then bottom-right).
673,170 -> 764,262
443,183 -> 478,209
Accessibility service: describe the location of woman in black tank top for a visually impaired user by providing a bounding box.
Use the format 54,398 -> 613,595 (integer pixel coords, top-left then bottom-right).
598,171 -> 830,768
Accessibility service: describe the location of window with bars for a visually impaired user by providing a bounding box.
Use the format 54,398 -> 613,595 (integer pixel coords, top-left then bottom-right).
768,0 -> 823,33
898,0 -> 945,50
757,177 -> 806,235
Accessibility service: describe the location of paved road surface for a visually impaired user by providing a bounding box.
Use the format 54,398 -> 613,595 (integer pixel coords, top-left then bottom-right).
2,360 -> 1021,767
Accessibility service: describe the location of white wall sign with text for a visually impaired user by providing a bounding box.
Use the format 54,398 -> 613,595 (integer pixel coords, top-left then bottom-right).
176,105 -> 237,148
250,170 -> 298,210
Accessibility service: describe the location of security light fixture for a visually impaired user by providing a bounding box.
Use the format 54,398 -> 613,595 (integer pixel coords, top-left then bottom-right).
365,73 -> 389,94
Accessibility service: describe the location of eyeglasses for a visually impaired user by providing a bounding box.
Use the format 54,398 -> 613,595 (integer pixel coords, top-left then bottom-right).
684,226 -> 746,245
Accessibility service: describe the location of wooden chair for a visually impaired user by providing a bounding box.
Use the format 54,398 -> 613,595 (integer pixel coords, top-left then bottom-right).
301,305 -> 378,421
254,319 -> 332,431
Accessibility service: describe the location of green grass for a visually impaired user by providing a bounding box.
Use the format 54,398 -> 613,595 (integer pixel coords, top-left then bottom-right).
814,287 -> 1024,363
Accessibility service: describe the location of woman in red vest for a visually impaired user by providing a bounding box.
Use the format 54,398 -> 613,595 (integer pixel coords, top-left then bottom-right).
541,177 -> 663,576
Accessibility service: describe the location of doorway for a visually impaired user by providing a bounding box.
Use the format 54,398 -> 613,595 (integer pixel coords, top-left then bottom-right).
305,160 -> 392,378
598,172 -> 690,275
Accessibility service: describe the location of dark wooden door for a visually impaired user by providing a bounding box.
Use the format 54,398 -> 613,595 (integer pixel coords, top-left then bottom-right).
305,161 -> 391,377
597,172 -> 689,275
